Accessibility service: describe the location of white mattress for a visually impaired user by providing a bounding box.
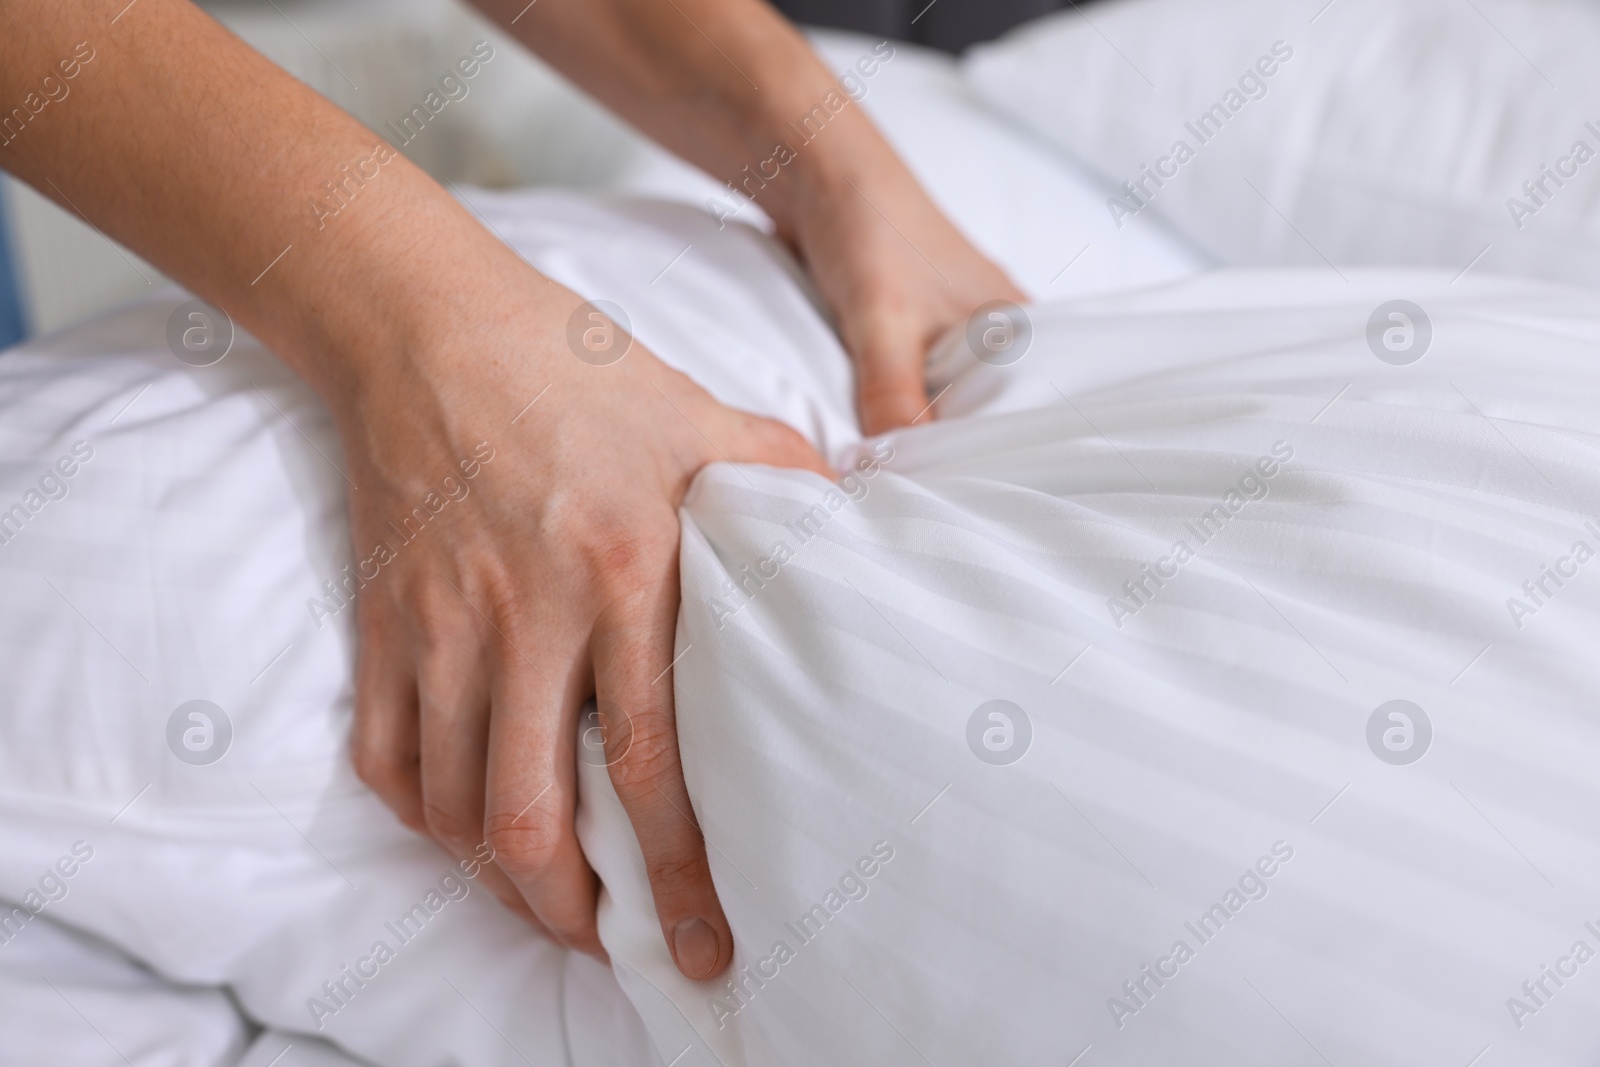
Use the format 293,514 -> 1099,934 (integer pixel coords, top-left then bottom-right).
4,189 -> 1600,1065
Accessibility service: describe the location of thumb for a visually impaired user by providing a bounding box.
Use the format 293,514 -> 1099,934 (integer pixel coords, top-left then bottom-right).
853,324 -> 931,437
648,364 -> 834,480
724,412 -> 835,480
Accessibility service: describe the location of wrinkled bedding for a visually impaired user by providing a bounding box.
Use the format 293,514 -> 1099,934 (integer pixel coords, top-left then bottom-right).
3,191 -> 1600,1065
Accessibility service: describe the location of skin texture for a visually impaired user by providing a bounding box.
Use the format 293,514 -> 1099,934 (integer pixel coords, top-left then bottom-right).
0,0 -> 1022,980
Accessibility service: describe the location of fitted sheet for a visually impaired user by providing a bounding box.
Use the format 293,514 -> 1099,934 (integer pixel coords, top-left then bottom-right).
3,191 -> 1600,1065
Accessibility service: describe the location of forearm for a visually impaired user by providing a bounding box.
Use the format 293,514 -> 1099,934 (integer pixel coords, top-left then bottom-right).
470,0 -> 907,234
471,0 -> 1023,437
0,0 -> 534,411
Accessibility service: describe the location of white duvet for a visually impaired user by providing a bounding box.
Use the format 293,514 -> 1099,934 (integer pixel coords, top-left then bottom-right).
4,191 -> 1600,1066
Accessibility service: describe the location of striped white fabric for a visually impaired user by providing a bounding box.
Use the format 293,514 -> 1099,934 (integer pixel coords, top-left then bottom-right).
614,271 -> 1600,1065
1,191 -> 1598,1065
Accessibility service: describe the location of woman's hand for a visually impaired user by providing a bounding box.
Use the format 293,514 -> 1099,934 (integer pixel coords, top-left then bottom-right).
475,0 -> 1027,436
0,0 -> 830,980
781,170 -> 1028,435
340,270 -> 829,974
3,0 -> 1017,984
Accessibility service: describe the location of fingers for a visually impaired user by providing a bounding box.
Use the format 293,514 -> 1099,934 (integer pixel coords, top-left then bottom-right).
353,584 -> 546,927
657,363 -> 834,480
483,634 -> 604,955
853,325 -> 930,436
416,598 -> 575,928
350,595 -> 424,831
413,599 -> 494,873
592,550 -> 732,981
727,411 -> 836,479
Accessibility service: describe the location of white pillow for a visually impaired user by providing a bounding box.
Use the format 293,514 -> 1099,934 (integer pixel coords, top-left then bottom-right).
10,190 -> 1600,1065
800,30 -> 1209,298
964,0 -> 1600,286
0,912 -> 364,1067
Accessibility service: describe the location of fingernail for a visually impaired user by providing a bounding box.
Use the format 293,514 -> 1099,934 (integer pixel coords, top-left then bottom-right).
673,916 -> 721,979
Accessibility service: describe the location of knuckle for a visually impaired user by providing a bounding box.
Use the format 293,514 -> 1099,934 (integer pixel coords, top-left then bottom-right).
421,799 -> 479,854
589,534 -> 675,602
595,536 -> 645,576
644,850 -> 706,899
348,740 -> 421,824
350,737 -> 398,792
588,531 -> 667,578
753,418 -> 811,460
483,812 -> 565,877
404,582 -> 462,651
606,712 -> 679,794
550,914 -> 601,952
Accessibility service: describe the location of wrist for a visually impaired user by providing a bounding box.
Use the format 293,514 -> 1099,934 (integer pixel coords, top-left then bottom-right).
699,26 -> 907,237
264,180 -> 573,481
264,175 -> 555,399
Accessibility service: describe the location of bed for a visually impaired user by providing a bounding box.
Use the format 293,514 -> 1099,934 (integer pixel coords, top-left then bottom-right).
5,1 -> 1600,1064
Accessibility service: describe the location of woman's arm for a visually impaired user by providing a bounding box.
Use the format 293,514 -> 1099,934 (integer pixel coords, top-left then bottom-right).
471,0 -> 1025,432
0,0 -> 833,979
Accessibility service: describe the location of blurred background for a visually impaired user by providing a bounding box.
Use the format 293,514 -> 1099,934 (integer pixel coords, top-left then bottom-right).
0,0 -> 1073,348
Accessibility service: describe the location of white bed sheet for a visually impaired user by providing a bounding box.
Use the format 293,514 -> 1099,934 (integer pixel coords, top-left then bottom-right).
4,189 -> 1600,1066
